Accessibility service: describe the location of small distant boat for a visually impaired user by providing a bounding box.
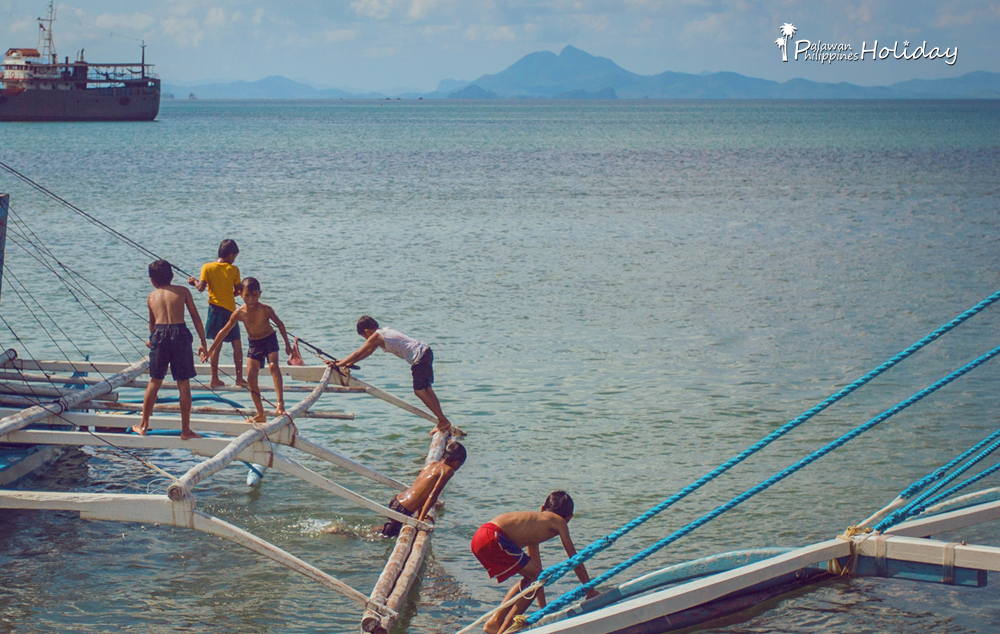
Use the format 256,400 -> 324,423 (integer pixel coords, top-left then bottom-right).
0,2 -> 160,122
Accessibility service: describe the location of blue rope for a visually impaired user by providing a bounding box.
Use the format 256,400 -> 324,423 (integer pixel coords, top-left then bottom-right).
898,427 -> 1000,499
873,431 -> 1000,532
528,343 -> 1000,623
909,460 -> 1000,515
529,290 -> 1000,590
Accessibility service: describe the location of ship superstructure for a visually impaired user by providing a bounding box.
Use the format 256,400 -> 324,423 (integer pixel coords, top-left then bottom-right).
0,2 -> 160,122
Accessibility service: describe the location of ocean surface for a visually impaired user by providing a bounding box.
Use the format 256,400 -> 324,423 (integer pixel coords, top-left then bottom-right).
1,99 -> 999,633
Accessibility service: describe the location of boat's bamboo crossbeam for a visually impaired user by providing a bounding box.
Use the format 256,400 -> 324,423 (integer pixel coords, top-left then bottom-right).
0,358 -> 148,438
0,381 -> 118,401
854,534 -> 1000,572
258,451 -> 431,530
920,486 -> 1000,517
0,408 -> 289,438
166,367 -> 333,501
362,430 -> 451,634
79,401 -> 354,420
0,371 -> 365,394
291,435 -> 407,492
5,359 -> 328,382
0,490 -> 394,617
346,373 -> 438,424
0,394 -> 111,410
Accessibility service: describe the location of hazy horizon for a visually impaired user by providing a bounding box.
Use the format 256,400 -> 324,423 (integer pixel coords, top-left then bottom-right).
2,1 -> 997,93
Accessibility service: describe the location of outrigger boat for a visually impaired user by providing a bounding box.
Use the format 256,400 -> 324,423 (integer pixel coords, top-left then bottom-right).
0,188 -> 449,632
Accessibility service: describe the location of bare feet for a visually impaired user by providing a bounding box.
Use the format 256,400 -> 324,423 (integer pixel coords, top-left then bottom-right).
235,378 -> 249,388
180,430 -> 203,440
246,413 -> 267,424
274,405 -> 287,417
131,425 -> 147,436
209,378 -> 226,388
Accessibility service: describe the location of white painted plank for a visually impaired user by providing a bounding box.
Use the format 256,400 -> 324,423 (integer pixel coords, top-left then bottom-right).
887,499 -> 1000,537
8,359 -> 327,382
855,535 -> 1000,572
527,540 -> 850,634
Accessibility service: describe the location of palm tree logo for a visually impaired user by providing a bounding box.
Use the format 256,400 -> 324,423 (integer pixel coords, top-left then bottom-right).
776,23 -> 797,62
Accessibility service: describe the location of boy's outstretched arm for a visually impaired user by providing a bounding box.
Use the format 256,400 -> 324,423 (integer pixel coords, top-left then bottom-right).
268,307 -> 293,355
334,332 -> 382,368
416,469 -> 454,521
184,288 -> 209,360
204,311 -> 240,361
556,522 -> 600,599
187,276 -> 207,292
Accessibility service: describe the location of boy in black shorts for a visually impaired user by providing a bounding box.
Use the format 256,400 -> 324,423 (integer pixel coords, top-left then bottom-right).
132,259 -> 208,440
203,277 -> 292,423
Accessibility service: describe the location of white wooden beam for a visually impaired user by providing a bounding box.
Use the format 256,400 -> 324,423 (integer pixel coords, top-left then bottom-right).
886,499 -> 1000,537
6,359 -> 327,382
0,371 -> 364,394
291,435 -> 406,492
855,534 -> 1000,572
0,407 -> 283,437
0,490 -> 393,616
265,451 -> 431,531
84,401 -> 355,420
528,540 -> 850,634
0,358 -> 147,437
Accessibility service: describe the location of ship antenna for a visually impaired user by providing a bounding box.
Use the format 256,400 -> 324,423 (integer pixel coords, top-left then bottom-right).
37,1 -> 57,64
141,40 -> 146,78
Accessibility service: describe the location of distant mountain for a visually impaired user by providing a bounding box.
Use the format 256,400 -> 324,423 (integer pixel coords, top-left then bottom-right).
164,47 -> 1000,100
447,84 -> 498,99
468,46 -> 1000,99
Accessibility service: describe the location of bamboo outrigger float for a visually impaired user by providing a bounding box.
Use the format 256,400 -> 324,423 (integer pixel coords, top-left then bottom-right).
0,352 -> 452,624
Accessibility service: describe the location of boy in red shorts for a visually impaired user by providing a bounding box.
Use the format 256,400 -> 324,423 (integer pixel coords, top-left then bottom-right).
471,491 -> 599,634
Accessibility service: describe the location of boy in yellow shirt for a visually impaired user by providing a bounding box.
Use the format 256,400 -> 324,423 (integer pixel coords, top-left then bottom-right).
187,239 -> 246,388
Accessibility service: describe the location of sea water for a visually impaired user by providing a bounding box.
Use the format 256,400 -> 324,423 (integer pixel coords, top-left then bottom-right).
1,100 -> 999,633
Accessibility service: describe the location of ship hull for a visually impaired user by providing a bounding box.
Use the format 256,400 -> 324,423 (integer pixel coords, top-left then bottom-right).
0,82 -> 160,122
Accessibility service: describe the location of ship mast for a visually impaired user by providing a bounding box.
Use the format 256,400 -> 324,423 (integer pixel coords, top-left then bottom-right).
37,1 -> 57,64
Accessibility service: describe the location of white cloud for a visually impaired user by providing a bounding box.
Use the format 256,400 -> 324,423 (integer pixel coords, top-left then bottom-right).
93,12 -> 156,32
352,0 -> 396,20
464,24 -> 516,41
161,16 -> 204,46
205,7 -> 227,28
576,13 -> 610,32
363,46 -> 399,57
680,12 -> 730,43
324,28 -> 357,42
252,7 -> 265,25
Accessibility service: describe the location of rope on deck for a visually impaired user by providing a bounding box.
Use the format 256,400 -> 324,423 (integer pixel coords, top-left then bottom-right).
526,342 -> 1000,624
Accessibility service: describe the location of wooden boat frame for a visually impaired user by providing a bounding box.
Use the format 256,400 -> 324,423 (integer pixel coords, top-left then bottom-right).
524,499 -> 1000,633
0,351 -> 451,624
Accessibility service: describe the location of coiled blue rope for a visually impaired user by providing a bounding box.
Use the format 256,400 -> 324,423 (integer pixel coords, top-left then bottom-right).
528,343 -> 1000,623
873,429 -> 1000,532
898,427 -> 1000,500
530,290 -> 1000,592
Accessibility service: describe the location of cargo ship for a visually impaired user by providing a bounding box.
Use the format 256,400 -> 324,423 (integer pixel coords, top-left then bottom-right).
0,3 -> 159,122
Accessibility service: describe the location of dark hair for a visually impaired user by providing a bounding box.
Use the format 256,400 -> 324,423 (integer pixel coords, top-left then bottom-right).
218,239 -> 239,259
357,315 -> 380,336
243,277 -> 261,294
148,260 -> 173,286
442,441 -> 466,468
542,490 -> 574,521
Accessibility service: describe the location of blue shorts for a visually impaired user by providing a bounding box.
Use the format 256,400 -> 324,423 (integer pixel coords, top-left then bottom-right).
205,304 -> 240,343
411,348 -> 434,391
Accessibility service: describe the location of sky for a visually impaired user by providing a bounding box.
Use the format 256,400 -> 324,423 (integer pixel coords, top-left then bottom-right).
2,1 -> 998,92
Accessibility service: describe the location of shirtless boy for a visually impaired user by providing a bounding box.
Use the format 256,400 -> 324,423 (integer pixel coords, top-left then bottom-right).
471,491 -> 599,634
203,277 -> 292,422
132,259 -> 208,440
331,315 -> 463,436
380,441 -> 466,538
187,239 -> 245,388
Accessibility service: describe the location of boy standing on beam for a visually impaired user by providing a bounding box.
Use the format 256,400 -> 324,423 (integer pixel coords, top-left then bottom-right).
188,239 -> 245,388
132,259 -> 207,440
331,315 -> 464,436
